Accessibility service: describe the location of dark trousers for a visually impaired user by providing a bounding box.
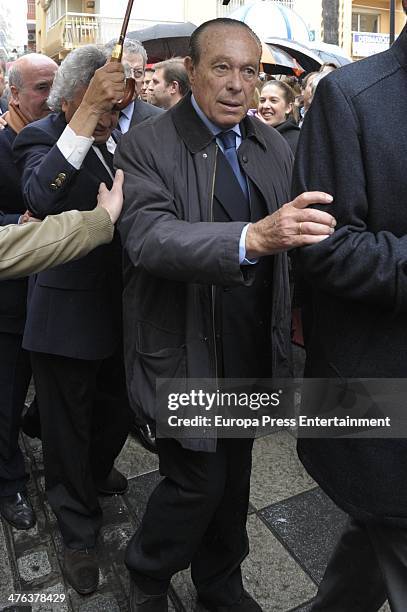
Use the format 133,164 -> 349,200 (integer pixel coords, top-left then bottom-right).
312,517 -> 407,612
31,350 -> 131,550
125,437 -> 253,607
0,332 -> 31,496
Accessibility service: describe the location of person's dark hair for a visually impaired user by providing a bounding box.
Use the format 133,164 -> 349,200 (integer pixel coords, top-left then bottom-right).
403,0 -> 407,14
188,18 -> 262,65
153,58 -> 190,96
260,80 -> 298,123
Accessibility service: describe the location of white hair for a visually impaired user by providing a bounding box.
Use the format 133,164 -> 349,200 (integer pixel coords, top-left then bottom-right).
47,45 -> 108,112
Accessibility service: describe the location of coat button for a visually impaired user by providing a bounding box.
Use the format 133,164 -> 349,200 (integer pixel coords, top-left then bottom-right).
203,153 -> 208,159
58,172 -> 66,180
50,183 -> 57,190
242,155 -> 248,163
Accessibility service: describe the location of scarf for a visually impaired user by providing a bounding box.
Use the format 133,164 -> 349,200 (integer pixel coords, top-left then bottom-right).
2,100 -> 31,134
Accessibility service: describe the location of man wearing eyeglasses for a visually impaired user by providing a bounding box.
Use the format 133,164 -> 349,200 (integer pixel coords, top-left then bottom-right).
105,38 -> 163,136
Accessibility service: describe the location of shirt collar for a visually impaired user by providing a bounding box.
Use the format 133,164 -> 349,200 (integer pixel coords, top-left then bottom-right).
191,94 -> 241,140
120,100 -> 135,120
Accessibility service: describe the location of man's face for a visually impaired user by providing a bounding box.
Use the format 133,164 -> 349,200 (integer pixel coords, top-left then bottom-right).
11,57 -> 57,123
185,26 -> 260,129
123,52 -> 145,98
147,68 -> 173,109
141,69 -> 153,102
62,85 -> 118,144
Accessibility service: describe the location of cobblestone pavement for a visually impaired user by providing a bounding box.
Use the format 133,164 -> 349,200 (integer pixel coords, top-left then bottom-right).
0,428 -> 391,612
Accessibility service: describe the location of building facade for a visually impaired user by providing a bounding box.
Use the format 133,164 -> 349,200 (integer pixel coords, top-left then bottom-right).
0,0 -> 28,59
36,0 -> 224,60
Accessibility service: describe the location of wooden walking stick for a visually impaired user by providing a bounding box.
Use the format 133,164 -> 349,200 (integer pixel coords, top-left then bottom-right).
110,0 -> 136,110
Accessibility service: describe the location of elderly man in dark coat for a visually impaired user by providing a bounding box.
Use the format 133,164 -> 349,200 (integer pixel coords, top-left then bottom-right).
13,45 -> 130,596
293,7 -> 407,611
116,17 -> 336,612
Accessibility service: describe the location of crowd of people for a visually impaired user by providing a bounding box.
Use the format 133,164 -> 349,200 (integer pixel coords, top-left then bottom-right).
1,10 -> 407,612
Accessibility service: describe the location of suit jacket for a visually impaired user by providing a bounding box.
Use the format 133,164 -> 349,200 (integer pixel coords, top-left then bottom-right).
0,125 -> 28,334
13,112 -> 123,360
129,98 -> 163,130
293,24 -> 407,524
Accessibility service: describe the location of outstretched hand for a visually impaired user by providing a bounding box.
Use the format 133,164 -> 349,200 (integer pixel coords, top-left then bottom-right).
245,191 -> 336,259
97,169 -> 124,224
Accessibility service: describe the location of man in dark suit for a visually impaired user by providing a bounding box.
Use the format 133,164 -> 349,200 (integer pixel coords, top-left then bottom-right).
116,18 -> 336,612
105,38 -> 163,135
293,5 -> 407,610
105,37 -> 162,453
13,45 -> 131,596
0,53 -> 57,531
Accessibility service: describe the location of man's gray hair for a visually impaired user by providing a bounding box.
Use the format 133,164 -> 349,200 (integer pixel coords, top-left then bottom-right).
9,53 -> 51,90
8,64 -> 23,89
105,38 -> 147,68
47,45 -> 108,112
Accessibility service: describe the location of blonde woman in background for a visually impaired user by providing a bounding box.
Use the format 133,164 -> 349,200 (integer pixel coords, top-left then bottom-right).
256,80 -> 300,153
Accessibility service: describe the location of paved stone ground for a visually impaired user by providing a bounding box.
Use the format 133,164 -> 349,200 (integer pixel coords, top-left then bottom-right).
0,427 -> 392,612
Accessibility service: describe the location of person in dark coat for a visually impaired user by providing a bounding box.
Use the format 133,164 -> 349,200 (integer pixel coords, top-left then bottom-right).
105,37 -> 163,453
116,18 -> 336,612
293,9 -> 407,610
0,53 -> 57,532
256,81 -> 300,154
13,45 -> 131,596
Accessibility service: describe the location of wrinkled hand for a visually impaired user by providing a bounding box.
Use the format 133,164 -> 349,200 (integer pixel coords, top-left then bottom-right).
81,62 -> 126,115
97,169 -> 124,224
0,115 -> 7,129
245,192 -> 336,258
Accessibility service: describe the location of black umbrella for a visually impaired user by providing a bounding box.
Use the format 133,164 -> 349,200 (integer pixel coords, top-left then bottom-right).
127,22 -> 196,62
263,37 -> 322,73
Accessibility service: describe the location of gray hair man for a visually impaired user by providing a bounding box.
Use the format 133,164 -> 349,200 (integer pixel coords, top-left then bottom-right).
105,38 -> 163,135
148,58 -> 190,109
13,45 -> 130,596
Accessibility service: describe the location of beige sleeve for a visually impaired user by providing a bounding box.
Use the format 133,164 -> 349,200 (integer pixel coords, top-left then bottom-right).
0,207 -> 114,280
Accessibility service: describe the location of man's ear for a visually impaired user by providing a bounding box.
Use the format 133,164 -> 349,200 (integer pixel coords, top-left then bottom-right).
184,56 -> 195,86
9,85 -> 19,105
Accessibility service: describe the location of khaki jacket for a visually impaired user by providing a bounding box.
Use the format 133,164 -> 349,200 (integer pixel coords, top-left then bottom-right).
0,207 -> 113,280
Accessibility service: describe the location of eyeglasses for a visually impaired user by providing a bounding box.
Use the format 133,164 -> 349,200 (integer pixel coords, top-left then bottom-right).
130,68 -> 145,79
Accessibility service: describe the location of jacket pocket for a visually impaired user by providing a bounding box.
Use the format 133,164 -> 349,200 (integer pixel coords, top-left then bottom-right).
136,320 -> 185,354
131,346 -> 187,423
37,270 -> 105,291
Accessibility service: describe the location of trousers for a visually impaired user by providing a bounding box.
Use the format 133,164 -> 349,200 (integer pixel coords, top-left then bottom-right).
125,437 -> 253,607
0,332 -> 31,496
31,349 -> 131,549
